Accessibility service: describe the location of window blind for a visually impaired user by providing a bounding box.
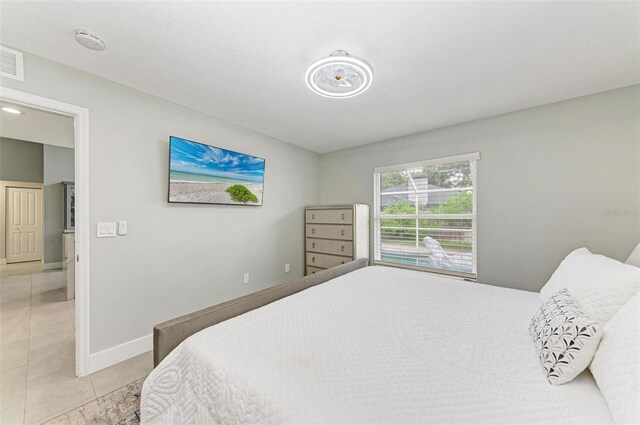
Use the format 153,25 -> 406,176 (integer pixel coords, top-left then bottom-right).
373,153 -> 479,279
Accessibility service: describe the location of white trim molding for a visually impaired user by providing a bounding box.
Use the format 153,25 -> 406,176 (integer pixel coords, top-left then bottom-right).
374,152 -> 480,174
0,87 -> 91,377
43,262 -> 63,270
89,334 -> 152,374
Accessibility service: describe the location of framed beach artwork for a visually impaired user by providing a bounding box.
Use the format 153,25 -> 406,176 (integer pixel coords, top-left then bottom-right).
168,136 -> 265,205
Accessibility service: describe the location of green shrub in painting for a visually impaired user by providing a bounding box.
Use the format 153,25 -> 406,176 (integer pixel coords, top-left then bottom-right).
225,184 -> 258,203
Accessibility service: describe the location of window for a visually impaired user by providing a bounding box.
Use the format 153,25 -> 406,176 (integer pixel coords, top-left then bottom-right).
373,153 -> 479,279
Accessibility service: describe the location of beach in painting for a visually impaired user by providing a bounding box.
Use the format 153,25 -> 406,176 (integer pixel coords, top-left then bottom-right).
169,171 -> 264,204
168,138 -> 265,205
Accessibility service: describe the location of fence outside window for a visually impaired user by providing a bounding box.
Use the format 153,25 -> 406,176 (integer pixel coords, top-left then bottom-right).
373,152 -> 479,279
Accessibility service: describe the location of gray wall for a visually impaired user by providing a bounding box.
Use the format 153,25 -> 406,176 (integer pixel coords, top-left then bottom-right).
0,138 -> 75,264
43,144 -> 74,264
4,49 -> 638,357
320,85 -> 640,292
1,52 -> 321,353
0,137 -> 43,182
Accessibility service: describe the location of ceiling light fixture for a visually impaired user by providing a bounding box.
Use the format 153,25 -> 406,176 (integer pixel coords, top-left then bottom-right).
75,29 -> 106,51
1,106 -> 23,114
305,50 -> 373,98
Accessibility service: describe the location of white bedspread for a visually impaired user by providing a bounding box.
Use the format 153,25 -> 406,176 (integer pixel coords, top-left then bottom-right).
141,266 -> 613,424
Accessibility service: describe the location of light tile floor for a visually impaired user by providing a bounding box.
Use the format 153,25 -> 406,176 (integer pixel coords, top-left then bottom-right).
0,261 -> 152,424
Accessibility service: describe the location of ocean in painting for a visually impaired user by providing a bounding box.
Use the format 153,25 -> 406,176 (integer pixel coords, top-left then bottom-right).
169,170 -> 256,185
169,137 -> 265,205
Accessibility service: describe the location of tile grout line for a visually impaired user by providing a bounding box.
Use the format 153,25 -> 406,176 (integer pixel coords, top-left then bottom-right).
31,395 -> 98,425
39,376 -> 147,424
2,266 -> 111,425
33,270 -> 94,425
89,372 -> 98,401
22,267 -> 87,425
22,269 -> 34,425
0,276 -> 29,419
65,298 -> 75,331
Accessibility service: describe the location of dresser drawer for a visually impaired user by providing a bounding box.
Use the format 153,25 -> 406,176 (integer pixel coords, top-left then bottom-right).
306,238 -> 353,256
306,252 -> 350,269
305,224 -> 353,240
306,266 -> 325,275
306,208 -> 353,224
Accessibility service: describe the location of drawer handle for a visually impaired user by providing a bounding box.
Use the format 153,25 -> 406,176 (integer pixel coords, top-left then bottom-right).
312,271 -> 316,274
312,242 -> 316,249
341,213 -> 345,220
312,213 -> 315,219
312,256 -> 316,263
341,245 -> 345,252
312,228 -> 316,234
341,229 -> 345,236
341,261 -> 346,264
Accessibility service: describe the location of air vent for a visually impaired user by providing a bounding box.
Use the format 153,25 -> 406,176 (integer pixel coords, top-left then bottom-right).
0,46 -> 24,81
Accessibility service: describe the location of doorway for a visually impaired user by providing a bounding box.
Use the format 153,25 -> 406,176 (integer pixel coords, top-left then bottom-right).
0,87 -> 90,377
5,184 -> 43,263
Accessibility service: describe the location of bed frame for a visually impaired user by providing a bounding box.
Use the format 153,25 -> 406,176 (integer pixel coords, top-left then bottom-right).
153,258 -> 369,366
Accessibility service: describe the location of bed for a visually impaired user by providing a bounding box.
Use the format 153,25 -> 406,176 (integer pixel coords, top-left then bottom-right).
141,263 -> 615,424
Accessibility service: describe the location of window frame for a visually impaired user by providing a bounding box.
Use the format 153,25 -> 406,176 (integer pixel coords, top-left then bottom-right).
373,152 -> 480,280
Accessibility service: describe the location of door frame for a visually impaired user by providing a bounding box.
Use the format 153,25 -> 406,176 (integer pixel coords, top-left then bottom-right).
0,87 -> 91,377
2,181 -> 44,263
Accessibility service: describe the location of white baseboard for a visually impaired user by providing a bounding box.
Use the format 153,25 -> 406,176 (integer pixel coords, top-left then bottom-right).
43,262 -> 63,270
88,334 -> 153,374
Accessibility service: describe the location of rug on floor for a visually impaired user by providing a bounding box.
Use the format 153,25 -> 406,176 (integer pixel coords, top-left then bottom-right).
44,378 -> 144,425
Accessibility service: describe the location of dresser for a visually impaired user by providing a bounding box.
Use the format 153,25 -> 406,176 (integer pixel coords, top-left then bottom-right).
305,204 -> 370,275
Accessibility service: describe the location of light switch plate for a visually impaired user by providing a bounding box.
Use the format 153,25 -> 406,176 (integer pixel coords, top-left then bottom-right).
97,222 -> 116,238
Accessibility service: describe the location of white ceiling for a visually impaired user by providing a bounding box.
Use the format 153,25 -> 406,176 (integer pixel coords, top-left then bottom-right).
1,1 -> 638,154
0,103 -> 74,149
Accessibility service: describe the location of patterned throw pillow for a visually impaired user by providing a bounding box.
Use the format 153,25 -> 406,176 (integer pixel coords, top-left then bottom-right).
529,289 -> 602,385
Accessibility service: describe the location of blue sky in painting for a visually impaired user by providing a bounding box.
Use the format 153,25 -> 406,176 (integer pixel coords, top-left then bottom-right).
170,137 -> 265,183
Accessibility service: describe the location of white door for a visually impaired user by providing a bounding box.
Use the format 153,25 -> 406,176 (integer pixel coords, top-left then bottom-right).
6,187 -> 42,263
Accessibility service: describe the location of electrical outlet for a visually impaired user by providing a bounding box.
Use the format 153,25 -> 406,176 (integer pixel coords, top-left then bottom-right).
243,273 -> 250,284
285,263 -> 290,273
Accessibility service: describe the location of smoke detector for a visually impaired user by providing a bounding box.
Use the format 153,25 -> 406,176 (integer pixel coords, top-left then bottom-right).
74,29 -> 106,51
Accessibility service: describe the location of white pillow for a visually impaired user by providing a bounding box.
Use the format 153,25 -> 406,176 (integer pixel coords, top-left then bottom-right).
590,292 -> 640,424
540,248 -> 591,300
529,289 -> 602,385
539,248 -> 640,325
626,242 -> 640,267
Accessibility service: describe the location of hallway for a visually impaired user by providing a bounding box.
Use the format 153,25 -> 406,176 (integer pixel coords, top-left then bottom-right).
0,261 -> 151,424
